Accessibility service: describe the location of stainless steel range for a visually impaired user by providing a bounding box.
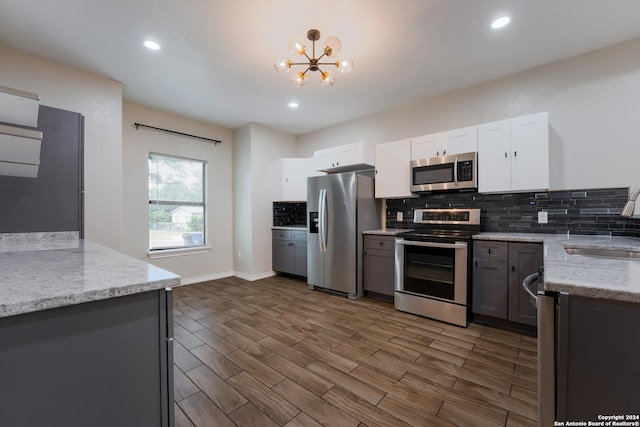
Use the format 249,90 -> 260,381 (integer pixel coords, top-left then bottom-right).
395,208 -> 481,327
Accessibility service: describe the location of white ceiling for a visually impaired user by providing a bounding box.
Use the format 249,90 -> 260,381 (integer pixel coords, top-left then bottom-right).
1,0 -> 640,135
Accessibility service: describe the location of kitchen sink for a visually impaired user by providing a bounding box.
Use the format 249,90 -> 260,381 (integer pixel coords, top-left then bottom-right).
564,246 -> 640,260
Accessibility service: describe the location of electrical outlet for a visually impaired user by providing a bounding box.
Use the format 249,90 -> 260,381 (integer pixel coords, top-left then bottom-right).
237,250 -> 242,259
396,211 -> 403,221
538,211 -> 548,224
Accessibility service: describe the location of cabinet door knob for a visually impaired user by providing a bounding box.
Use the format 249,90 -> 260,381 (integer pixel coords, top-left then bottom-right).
443,150 -> 446,155
488,248 -> 491,254
475,261 -> 478,267
504,152 -> 508,158
514,151 -> 517,157
512,265 -> 516,272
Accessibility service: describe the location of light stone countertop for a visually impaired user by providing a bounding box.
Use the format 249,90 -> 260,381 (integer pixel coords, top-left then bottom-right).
363,228 -> 413,236
474,232 -> 640,303
0,234 -> 181,319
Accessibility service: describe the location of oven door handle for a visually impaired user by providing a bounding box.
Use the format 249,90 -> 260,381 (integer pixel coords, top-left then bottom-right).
396,240 -> 467,249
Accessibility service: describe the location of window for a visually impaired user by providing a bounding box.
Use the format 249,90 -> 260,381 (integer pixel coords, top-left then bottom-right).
148,153 -> 206,251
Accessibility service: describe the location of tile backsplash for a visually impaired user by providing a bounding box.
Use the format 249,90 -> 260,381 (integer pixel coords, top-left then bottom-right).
273,202 -> 307,227
386,187 -> 637,237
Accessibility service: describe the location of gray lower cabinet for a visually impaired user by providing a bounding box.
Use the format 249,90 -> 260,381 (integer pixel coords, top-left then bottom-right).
272,229 -> 307,276
0,288 -> 174,427
363,235 -> 395,298
557,294 -> 640,420
473,240 -> 541,327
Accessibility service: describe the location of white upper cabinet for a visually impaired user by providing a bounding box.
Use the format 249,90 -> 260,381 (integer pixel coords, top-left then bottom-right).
313,141 -> 373,173
478,120 -> 511,193
442,125 -> 478,155
510,112 -> 549,192
411,133 -> 443,160
478,112 -> 549,193
411,126 -> 477,161
273,158 -> 307,201
374,138 -> 415,199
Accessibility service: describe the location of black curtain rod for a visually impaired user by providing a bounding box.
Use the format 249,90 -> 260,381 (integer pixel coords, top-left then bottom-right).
133,122 -> 221,145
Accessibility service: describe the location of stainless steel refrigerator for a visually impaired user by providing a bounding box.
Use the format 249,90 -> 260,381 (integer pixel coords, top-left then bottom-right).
307,171 -> 382,299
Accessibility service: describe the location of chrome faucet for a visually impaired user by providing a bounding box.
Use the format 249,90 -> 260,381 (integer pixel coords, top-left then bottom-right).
621,187 -> 640,217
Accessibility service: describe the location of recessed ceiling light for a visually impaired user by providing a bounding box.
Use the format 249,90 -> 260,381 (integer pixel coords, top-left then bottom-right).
143,40 -> 161,50
491,16 -> 511,29
288,102 -> 299,108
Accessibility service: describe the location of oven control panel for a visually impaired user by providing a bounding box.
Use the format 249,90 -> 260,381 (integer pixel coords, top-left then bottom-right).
413,208 -> 481,225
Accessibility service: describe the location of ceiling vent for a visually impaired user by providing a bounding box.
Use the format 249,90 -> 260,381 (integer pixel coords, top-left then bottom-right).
0,85 -> 42,178
0,85 -> 40,127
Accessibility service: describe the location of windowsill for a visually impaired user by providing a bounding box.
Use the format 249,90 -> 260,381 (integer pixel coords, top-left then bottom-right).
147,246 -> 211,259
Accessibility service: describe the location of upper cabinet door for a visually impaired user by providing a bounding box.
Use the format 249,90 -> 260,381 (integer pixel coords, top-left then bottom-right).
312,147 -> 336,171
273,158 -> 307,201
442,125 -> 478,156
411,132 -> 443,160
510,112 -> 549,192
374,138 -> 414,199
478,120 -> 511,193
337,141 -> 366,167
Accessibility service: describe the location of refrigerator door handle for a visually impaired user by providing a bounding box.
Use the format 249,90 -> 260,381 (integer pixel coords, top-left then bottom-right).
317,189 -> 324,251
320,189 -> 328,252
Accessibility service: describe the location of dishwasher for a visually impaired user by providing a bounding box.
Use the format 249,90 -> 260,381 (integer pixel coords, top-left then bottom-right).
522,267 -> 555,427
524,267 -> 640,425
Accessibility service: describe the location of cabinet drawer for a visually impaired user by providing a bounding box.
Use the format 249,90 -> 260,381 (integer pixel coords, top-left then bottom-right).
292,230 -> 307,242
364,235 -> 395,251
272,230 -> 292,240
473,240 -> 508,261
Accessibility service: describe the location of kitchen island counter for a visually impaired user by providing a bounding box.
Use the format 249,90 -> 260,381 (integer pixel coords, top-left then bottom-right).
474,232 -> 640,303
0,232 -> 178,426
0,233 -> 180,318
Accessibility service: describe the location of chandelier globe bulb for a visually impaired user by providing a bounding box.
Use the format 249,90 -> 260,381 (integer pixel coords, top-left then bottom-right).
320,71 -> 335,87
291,71 -> 307,87
324,36 -> 342,57
337,57 -> 353,74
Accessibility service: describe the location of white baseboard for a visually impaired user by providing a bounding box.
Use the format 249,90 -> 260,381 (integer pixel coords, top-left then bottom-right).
176,270 -> 277,286
177,271 -> 234,286
233,270 -> 277,282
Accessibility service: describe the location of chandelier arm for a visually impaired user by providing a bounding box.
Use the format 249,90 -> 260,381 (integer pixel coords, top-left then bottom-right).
316,62 -> 339,66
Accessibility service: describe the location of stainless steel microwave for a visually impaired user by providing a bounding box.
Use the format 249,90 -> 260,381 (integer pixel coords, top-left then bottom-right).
410,151 -> 477,192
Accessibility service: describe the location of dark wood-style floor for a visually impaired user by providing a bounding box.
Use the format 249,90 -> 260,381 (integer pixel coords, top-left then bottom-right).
172,275 -> 538,427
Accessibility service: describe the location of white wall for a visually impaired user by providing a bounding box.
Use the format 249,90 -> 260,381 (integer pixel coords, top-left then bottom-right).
297,38 -> 640,191
122,101 -> 234,283
0,45 -> 123,250
233,124 -> 253,276
233,123 -> 297,279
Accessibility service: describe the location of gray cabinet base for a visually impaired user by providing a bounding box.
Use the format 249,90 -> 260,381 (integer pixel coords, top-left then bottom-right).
0,290 -> 173,427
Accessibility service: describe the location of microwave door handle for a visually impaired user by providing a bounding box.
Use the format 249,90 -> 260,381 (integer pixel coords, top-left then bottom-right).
453,156 -> 458,186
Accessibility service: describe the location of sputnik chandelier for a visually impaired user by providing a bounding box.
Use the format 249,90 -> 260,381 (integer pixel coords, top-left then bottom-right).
274,29 -> 353,87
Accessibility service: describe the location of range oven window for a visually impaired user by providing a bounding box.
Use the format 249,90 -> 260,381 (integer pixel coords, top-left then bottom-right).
403,245 -> 456,300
